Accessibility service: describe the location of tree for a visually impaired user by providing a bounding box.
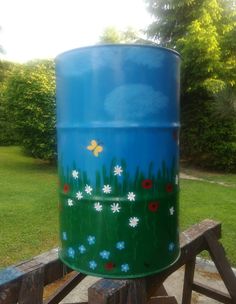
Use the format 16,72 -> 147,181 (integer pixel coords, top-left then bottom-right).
99,26 -> 140,43
0,61 -> 19,145
146,0 -> 236,171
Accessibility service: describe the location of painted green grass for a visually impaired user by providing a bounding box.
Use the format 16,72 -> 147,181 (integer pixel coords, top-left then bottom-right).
0,147 -> 58,268
59,159 -> 177,200
0,147 -> 235,268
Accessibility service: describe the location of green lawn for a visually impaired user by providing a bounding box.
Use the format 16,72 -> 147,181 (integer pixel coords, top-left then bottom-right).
179,179 -> 236,265
0,147 -> 236,268
0,146 -> 58,268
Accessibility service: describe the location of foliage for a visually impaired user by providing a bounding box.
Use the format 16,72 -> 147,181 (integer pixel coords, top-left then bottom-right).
146,0 -> 236,171
99,26 -> 141,44
0,61 -> 19,145
4,60 -> 56,161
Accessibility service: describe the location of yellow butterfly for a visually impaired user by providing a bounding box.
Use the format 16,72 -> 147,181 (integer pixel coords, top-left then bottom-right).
87,140 -> 103,157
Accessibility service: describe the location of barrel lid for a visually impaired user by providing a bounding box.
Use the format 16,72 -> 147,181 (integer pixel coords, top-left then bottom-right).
56,43 -> 181,60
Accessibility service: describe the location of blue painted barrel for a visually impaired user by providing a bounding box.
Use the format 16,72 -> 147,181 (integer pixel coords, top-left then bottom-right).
56,45 -> 180,278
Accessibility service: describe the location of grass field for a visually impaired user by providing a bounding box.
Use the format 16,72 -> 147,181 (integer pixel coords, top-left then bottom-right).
0,146 -> 58,267
0,146 -> 236,268
180,179 -> 236,264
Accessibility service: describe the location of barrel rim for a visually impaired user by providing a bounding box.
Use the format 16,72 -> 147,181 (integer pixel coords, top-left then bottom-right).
56,43 -> 181,60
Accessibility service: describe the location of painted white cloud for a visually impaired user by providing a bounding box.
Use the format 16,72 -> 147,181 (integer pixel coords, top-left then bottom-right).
104,84 -> 168,120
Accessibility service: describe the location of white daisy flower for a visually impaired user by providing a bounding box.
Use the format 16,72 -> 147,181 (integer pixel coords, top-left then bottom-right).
72,170 -> 79,179
76,191 -> 83,200
102,184 -> 112,194
129,217 -> 139,228
169,206 -> 175,215
127,192 -> 135,201
94,202 -> 103,212
85,184 -> 93,195
67,199 -> 73,207
113,165 -> 123,176
111,203 -> 121,213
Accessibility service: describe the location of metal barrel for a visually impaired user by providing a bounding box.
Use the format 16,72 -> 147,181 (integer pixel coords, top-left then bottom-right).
56,44 -> 181,278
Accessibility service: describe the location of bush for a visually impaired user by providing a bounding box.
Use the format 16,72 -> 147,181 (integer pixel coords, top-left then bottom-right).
181,88 -> 236,172
4,60 -> 56,161
0,95 -> 19,145
0,61 -> 19,145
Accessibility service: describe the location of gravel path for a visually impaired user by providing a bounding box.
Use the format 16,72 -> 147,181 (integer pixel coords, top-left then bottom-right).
180,173 -> 235,187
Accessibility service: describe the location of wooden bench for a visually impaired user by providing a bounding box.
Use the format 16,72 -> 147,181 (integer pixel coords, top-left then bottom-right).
0,219 -> 236,304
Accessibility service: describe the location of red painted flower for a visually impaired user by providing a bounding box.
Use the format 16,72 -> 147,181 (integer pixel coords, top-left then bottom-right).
148,201 -> 159,212
166,183 -> 173,193
63,183 -> 70,193
105,262 -> 116,270
142,179 -> 153,189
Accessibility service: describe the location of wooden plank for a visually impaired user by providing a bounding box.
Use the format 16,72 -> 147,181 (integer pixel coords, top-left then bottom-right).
154,284 -> 168,296
0,250 -> 72,304
204,230 -> 236,301
88,278 -> 147,304
192,281 -> 232,304
43,272 -> 86,304
148,296 -> 178,304
18,268 -> 44,304
126,278 -> 146,304
88,279 -> 129,304
182,257 -> 196,304
0,279 -> 20,304
65,303 -> 88,304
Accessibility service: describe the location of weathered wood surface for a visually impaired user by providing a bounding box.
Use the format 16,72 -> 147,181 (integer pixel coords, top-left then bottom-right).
204,230 -> 236,302
192,282 -> 232,303
147,296 -> 178,304
181,257 -> 196,304
44,272 -> 86,304
88,279 -> 129,304
18,268 -> 44,304
0,248 -> 75,304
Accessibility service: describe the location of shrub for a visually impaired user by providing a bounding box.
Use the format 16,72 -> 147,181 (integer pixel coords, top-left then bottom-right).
5,60 -> 56,161
181,88 -> 236,172
0,61 -> 19,145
